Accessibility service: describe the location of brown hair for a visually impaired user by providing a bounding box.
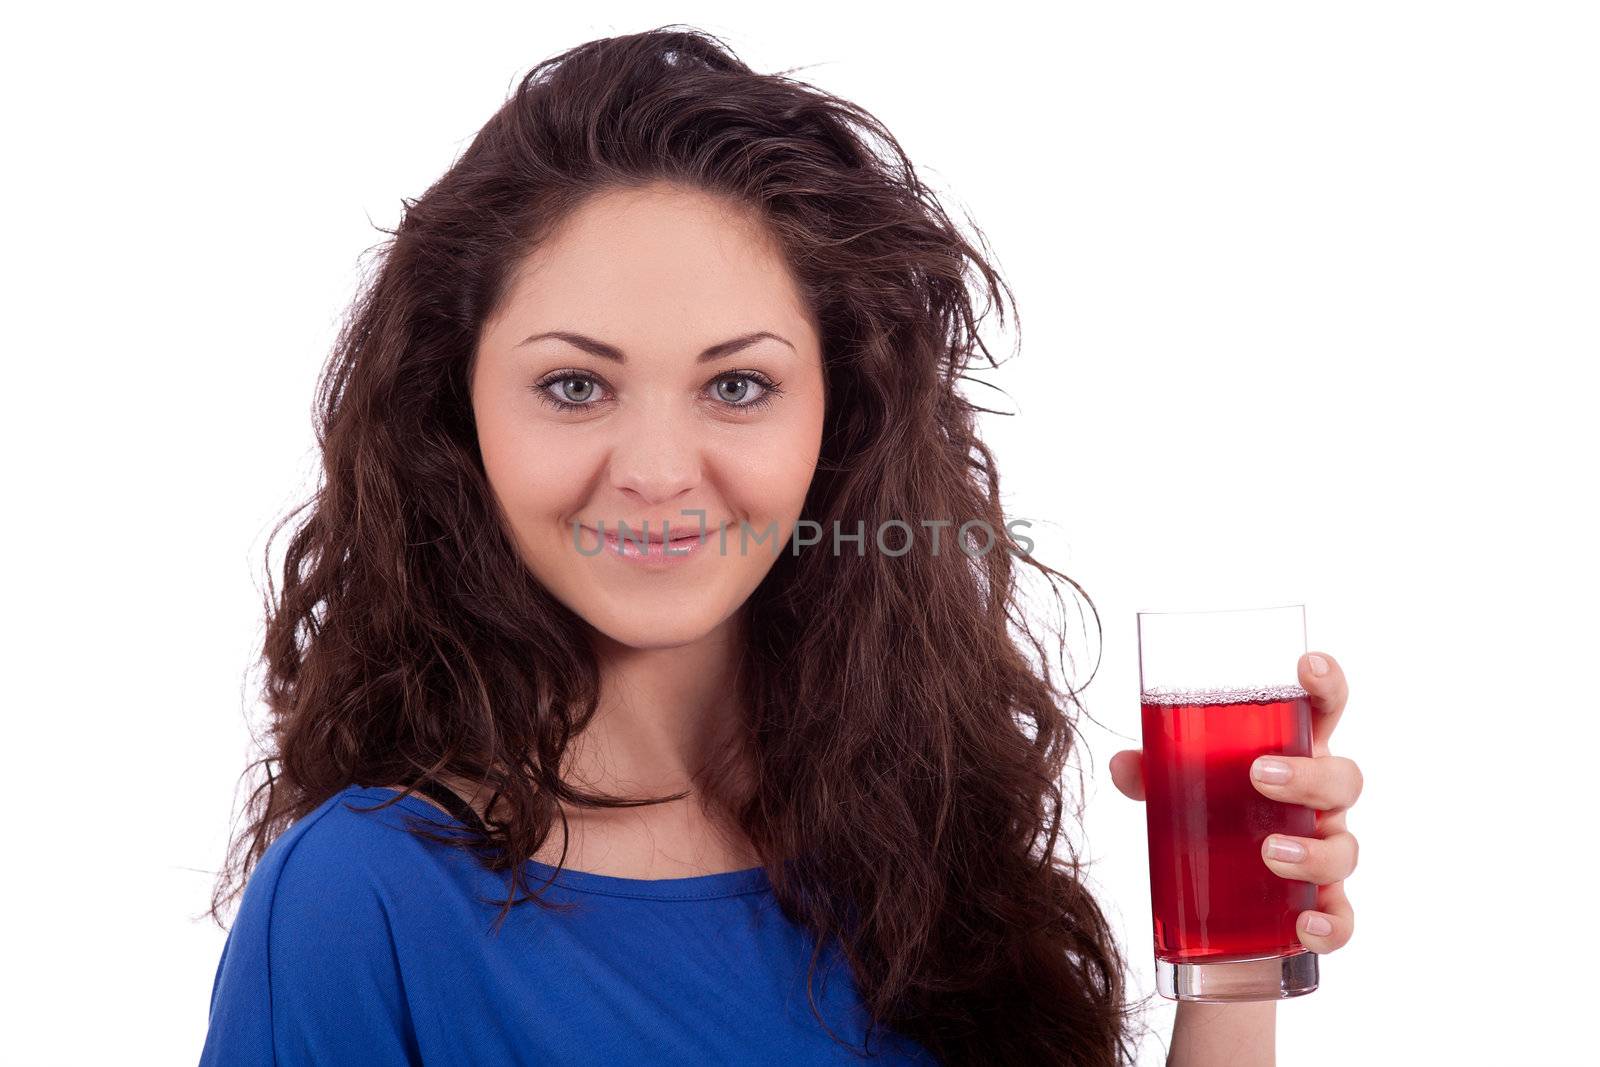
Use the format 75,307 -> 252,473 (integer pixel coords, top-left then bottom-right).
209,24 -> 1150,1065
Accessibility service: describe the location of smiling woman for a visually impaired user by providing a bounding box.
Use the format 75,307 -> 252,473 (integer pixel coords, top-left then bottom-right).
471,183 -> 827,652
198,23 -> 1148,1067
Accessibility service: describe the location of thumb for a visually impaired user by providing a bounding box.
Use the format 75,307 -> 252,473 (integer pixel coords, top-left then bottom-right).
1109,749 -> 1146,802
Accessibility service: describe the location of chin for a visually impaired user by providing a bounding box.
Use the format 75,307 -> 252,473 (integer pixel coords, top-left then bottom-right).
583,610 -> 726,652
555,578 -> 729,650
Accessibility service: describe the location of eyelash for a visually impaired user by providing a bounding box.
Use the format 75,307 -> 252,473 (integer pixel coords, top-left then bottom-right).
531,369 -> 785,414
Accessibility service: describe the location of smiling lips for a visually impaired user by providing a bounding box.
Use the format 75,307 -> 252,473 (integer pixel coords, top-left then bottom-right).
581,523 -> 718,563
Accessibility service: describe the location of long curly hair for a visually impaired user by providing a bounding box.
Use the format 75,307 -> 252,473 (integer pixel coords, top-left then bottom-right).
207,24 -> 1150,1066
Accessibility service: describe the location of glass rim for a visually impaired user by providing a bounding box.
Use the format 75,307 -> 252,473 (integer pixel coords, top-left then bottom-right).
1136,602 -> 1305,618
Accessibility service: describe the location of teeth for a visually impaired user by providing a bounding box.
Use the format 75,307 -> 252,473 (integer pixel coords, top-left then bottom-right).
609,539 -> 696,545
607,536 -> 700,553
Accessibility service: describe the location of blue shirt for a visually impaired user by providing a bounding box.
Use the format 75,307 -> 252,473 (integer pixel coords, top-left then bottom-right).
198,785 -> 938,1065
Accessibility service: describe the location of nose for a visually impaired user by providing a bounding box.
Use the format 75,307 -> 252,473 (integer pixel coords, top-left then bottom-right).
607,400 -> 703,507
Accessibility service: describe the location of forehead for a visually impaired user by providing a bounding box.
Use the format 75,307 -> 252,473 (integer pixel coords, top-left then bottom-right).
497,183 -> 813,335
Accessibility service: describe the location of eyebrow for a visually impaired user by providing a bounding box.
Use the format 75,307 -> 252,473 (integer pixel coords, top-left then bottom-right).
517,329 -> 795,363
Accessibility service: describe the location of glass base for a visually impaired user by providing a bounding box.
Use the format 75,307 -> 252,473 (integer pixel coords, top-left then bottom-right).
1155,950 -> 1319,1002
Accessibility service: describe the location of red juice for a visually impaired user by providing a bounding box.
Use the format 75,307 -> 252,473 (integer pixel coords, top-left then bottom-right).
1140,685 -> 1317,964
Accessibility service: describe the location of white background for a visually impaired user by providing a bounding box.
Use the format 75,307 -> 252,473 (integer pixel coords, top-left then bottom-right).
4,2 -> 1594,1063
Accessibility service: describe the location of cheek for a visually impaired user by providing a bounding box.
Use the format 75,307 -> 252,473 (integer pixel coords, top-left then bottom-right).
711,420 -> 820,525
477,414 -> 593,554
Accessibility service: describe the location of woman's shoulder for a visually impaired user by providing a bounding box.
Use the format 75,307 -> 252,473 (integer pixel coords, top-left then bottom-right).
257,785 -> 443,891
199,785 -> 435,1064
221,783 -> 477,957
225,787 -> 419,940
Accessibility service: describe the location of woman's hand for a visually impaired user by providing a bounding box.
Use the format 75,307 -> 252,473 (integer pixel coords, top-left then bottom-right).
1109,651 -> 1362,953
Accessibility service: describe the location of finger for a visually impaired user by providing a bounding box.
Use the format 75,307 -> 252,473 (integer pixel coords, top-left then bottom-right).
1298,879 -> 1355,953
1109,749 -> 1145,802
1261,830 -> 1359,885
1250,754 -> 1364,812
1299,651 -> 1349,755
1316,806 -> 1348,838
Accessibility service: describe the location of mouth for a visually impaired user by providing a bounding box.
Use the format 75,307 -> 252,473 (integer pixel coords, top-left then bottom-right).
578,522 -> 721,562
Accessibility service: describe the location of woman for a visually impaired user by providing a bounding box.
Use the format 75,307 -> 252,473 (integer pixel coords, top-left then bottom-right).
199,26 -> 1361,1066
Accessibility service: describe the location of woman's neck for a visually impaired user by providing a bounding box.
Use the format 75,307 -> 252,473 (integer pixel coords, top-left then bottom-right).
573,608 -> 749,800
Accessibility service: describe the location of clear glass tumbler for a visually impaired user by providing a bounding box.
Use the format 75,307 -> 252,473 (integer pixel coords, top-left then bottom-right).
1136,603 -> 1320,1001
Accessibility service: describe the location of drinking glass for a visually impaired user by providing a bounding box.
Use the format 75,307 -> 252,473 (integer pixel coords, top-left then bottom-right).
1136,603 -> 1319,1001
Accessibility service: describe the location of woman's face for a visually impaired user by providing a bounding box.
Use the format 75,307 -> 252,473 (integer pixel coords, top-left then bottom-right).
471,182 -> 826,650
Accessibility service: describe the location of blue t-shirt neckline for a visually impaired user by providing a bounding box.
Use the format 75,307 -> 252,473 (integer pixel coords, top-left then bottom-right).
202,783 -> 940,1064
359,786 -> 774,902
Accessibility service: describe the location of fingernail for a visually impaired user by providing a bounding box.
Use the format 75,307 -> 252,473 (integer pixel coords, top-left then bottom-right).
1307,654 -> 1329,677
1305,913 -> 1333,936
1252,756 -> 1291,784
1265,836 -> 1307,862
